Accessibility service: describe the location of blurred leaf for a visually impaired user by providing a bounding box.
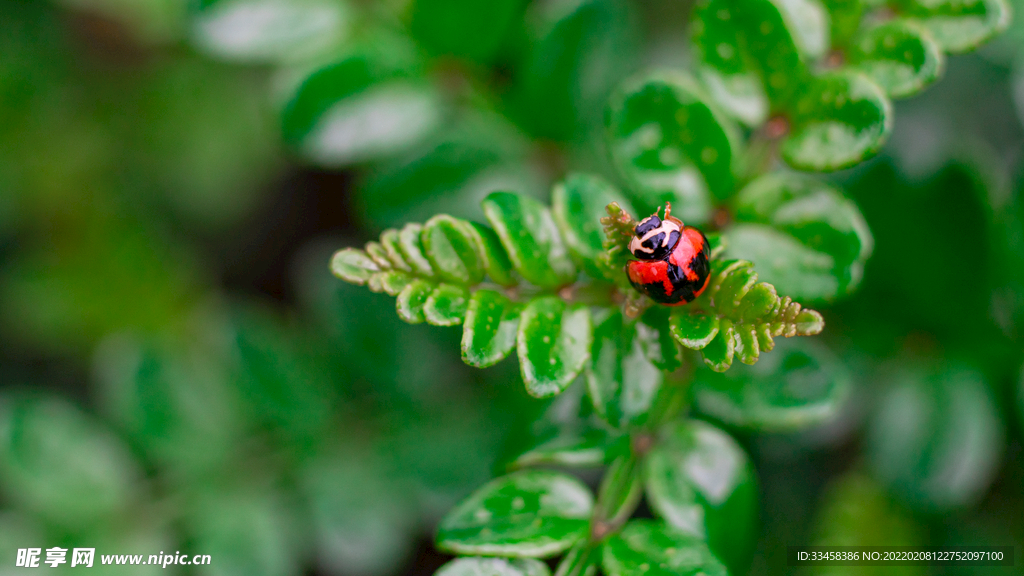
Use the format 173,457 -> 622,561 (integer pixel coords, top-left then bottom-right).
408,0 -> 523,63
191,0 -> 350,62
783,71 -> 893,171
512,0 -> 639,141
849,19 -> 945,99
600,520 -> 728,576
634,306 -> 684,372
299,448 -> 417,576
0,214 -> 202,355
188,486 -> 302,576
821,0 -> 865,47
226,304 -> 336,447
0,511 -> 43,565
897,0 -> 1010,53
484,192 -> 578,289
728,172 -> 874,301
512,428 -> 625,469
59,0 -> 185,43
866,363 -> 1004,512
644,419 -> 758,575
670,260 -> 825,372
693,0 -> 820,108
94,334 -> 243,476
586,310 -> 662,429
358,111 -> 544,231
518,297 -> 592,398
606,71 -> 739,224
435,557 -> 551,576
279,34 -> 442,166
462,290 -> 523,368
692,337 -> 850,431
553,542 -> 599,576
436,469 -> 594,557
805,473 -> 926,576
696,67 -> 769,128
0,395 -> 140,529
592,453 -> 643,527
552,174 -> 635,279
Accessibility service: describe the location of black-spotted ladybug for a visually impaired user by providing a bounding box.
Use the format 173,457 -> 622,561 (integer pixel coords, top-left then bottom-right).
625,203 -> 711,305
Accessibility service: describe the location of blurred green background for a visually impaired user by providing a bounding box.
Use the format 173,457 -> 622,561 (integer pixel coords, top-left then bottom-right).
0,0 -> 1022,575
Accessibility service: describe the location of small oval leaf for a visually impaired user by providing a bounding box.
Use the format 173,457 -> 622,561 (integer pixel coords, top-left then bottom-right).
462,290 -> 522,368
424,284 -> 470,326
644,420 -> 758,576
397,280 -> 436,324
330,248 -> 380,285
601,520 -> 728,576
851,19 -> 944,99
586,311 -> 663,429
435,557 -> 551,576
783,70 -> 893,171
422,215 -> 486,285
904,0 -> 1010,53
669,311 -> 720,350
518,297 -> 592,398
553,174 -> 634,278
436,469 -> 594,557
483,192 -> 577,288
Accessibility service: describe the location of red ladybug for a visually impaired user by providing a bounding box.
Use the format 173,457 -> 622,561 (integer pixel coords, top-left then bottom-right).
625,204 -> 711,306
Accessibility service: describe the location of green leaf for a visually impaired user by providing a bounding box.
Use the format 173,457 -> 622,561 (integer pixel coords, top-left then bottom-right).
484,192 -> 578,288
513,0 -> 639,141
381,228 -> 413,272
188,486 -> 302,576
601,520 -> 728,576
783,70 -> 893,171
809,473 -> 926,565
692,338 -> 851,431
469,222 -> 519,287
693,0 -> 819,107
644,420 -> 758,576
512,429 -> 625,469
586,311 -> 663,428
669,311 -> 720,350
279,35 -> 442,166
380,270 -> 414,296
425,284 -> 470,326
462,289 -> 522,368
518,297 -> 592,398
672,259 -> 824,372
606,71 -> 739,224
191,0 -> 350,62
898,0 -> 1010,53
553,174 -> 635,278
820,0 -> 866,47
436,469 -> 594,557
408,0 -> 523,63
866,363 -> 1004,512
729,172 -> 874,301
299,449 -> 417,576
422,215 -> 487,285
330,248 -> 381,285
397,279 -> 437,324
850,19 -> 945,99
635,306 -> 684,372
357,110 -> 545,230
398,223 -> 436,277
592,453 -> 643,528
436,557 -> 552,576
0,395 -> 140,529
696,67 -> 769,127
554,542 -> 600,576
95,335 -> 242,475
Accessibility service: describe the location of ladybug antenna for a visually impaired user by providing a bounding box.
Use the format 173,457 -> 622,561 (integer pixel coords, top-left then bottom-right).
663,202 -> 671,220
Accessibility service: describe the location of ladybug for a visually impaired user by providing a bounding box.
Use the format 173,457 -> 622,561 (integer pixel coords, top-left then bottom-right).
625,203 -> 711,306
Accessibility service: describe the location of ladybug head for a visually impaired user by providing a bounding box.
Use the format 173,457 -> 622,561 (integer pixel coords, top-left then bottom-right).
629,204 -> 682,260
